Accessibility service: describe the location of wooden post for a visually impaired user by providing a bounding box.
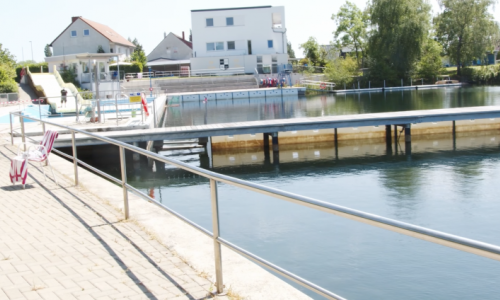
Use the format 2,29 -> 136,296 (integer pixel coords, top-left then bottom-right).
405,124 -> 411,156
272,132 -> 279,164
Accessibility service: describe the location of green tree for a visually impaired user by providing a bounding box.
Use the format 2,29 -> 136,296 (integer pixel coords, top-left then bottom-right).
416,39 -> 444,80
130,38 -> 147,68
368,0 -> 431,82
0,43 -> 16,77
435,0 -> 497,78
44,44 -> 52,57
332,1 -> 369,65
97,45 -> 105,53
0,44 -> 18,93
324,56 -> 359,86
300,37 -> 320,66
287,41 -> 296,58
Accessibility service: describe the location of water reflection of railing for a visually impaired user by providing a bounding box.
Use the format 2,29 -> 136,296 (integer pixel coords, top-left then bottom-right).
9,112 -> 500,300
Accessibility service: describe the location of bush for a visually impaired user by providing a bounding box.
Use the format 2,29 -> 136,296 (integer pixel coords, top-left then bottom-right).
463,66 -> 500,84
109,62 -> 143,76
77,88 -> 93,100
325,57 -> 359,87
0,80 -> 18,93
60,69 -> 80,87
15,63 -> 49,82
416,39 -> 444,80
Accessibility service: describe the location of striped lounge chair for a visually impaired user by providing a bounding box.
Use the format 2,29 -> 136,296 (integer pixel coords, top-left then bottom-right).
18,130 -> 59,185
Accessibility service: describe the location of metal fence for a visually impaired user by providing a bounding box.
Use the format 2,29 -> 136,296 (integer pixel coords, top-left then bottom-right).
0,93 -> 19,102
125,68 -> 247,80
9,112 -> 500,300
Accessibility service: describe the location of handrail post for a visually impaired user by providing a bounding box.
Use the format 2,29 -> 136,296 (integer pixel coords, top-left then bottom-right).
71,130 -> 78,186
210,179 -> 224,294
119,146 -> 129,219
9,113 -> 13,145
20,114 -> 26,151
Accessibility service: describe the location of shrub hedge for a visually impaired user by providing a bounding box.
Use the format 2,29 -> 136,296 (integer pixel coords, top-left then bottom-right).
16,63 -> 49,82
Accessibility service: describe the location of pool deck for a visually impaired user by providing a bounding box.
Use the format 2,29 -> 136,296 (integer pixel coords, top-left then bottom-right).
0,132 -> 215,300
1,122 -> 313,300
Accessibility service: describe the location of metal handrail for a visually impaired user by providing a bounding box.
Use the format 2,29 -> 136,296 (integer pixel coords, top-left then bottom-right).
9,112 -> 500,300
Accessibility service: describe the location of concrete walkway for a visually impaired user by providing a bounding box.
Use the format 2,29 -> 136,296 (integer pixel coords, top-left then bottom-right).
0,132 -> 214,299
17,83 -> 38,102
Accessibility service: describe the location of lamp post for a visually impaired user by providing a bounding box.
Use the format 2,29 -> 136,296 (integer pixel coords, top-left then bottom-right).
148,66 -> 152,97
29,41 -> 33,62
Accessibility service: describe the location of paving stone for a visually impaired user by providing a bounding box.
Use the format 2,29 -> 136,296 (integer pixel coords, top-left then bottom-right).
0,135 -> 212,299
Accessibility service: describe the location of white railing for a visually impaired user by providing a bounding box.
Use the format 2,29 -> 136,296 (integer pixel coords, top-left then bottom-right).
300,79 -> 336,91
125,68 -> 246,80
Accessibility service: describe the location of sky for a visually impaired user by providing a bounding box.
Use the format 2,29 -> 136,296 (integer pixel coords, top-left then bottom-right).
1,0 -> 498,63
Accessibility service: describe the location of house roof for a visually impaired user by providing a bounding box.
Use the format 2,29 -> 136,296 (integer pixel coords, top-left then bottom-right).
50,17 -> 135,48
191,6 -> 272,12
173,34 -> 192,49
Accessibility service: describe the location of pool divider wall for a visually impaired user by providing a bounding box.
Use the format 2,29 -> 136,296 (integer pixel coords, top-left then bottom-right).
210,130 -> 500,167
211,119 -> 500,150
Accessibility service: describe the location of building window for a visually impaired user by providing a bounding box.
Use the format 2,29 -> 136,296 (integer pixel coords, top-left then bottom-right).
216,42 -> 224,51
206,18 -> 214,27
71,30 -> 77,37
272,13 -> 283,28
272,56 -> 277,62
268,40 -> 274,48
256,56 -> 263,74
247,40 -> 252,55
207,43 -> 215,51
110,48 -> 113,53
227,41 -> 235,50
226,17 -> 234,26
83,29 -> 90,36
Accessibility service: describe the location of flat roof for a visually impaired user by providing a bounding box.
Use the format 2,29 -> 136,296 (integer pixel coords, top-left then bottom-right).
191,6 -> 272,12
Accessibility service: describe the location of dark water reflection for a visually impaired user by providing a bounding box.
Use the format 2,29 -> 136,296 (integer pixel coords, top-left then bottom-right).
125,130 -> 500,300
164,86 -> 500,127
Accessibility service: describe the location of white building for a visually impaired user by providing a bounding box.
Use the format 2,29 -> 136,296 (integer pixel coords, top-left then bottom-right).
147,32 -> 192,72
45,17 -> 135,92
190,6 -> 288,74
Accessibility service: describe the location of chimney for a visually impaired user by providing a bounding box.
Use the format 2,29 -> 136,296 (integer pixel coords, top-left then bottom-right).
189,34 -> 192,42
72,16 -> 81,23
182,31 -> 185,40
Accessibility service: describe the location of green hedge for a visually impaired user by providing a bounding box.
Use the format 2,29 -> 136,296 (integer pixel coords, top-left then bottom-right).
0,80 -> 18,93
16,63 -> 49,82
463,65 -> 500,84
109,62 -> 143,73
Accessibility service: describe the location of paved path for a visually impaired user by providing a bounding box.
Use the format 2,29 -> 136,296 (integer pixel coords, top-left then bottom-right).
17,83 -> 37,102
0,132 -> 214,299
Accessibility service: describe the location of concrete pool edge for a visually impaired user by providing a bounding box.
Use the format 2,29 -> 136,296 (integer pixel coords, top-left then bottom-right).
46,140 -> 313,300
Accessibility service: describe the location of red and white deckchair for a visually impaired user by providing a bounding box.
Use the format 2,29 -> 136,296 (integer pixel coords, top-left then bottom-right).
9,156 -> 28,188
18,130 -> 59,185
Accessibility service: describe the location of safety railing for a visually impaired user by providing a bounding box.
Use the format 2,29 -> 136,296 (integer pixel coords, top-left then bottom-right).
8,112 -> 500,300
0,93 -> 19,102
125,68 -> 247,80
301,80 -> 336,91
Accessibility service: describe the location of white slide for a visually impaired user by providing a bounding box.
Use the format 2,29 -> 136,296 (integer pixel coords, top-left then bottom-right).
30,74 -> 76,113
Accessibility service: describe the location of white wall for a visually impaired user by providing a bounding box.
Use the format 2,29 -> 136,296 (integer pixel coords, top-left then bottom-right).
191,6 -> 287,58
147,33 -> 193,62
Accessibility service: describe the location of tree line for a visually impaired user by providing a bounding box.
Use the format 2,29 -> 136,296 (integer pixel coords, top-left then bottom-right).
295,0 -> 500,85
